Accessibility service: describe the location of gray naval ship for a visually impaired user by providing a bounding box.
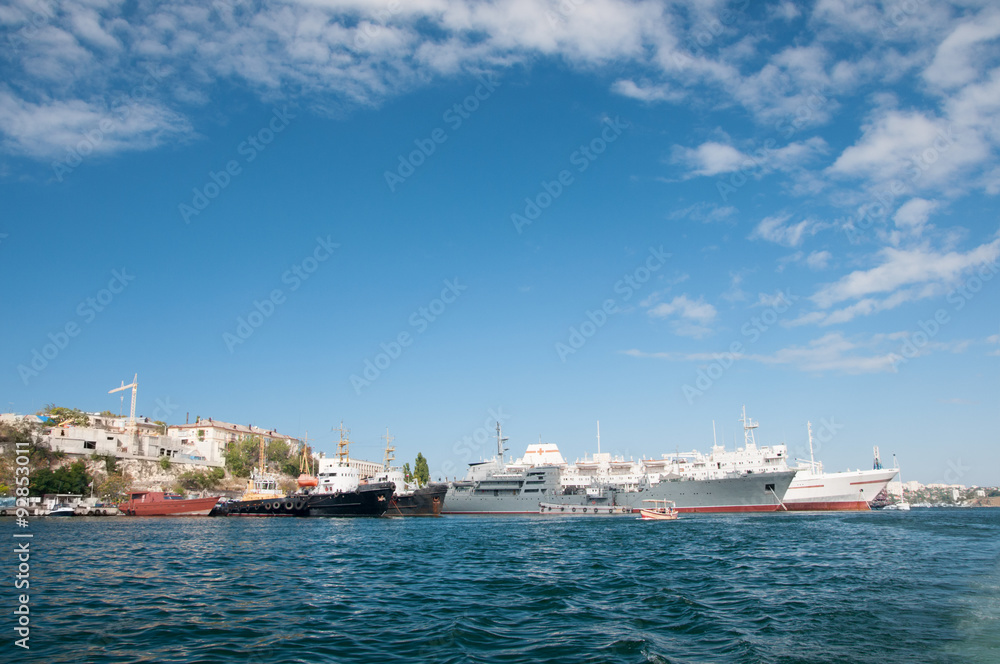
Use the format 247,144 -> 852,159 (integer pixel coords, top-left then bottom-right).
443,424 -> 797,514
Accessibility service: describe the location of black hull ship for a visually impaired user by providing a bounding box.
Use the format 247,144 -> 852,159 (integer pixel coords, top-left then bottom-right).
386,483 -> 447,516
214,482 -> 394,517
213,426 -> 394,518
307,482 -> 394,516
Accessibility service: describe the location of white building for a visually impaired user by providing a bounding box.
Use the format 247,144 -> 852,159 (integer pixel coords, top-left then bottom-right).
44,424 -> 204,465
886,480 -> 904,498
167,418 -> 301,466
347,457 -> 384,479
0,413 -> 44,426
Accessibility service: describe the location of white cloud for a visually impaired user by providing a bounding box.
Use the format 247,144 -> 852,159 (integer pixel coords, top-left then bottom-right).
754,291 -> 793,308
611,79 -> 683,103
805,250 -> 831,270
769,2 -> 801,22
671,141 -> 746,177
646,293 -> 717,338
987,333 -> 1000,356
811,240 -> 1000,309
750,213 -> 827,247
0,88 -> 192,160
0,0 -> 995,210
924,12 -> 1000,90
828,111 -> 950,181
749,332 -> 900,373
623,332 -> 905,374
668,202 -> 736,224
672,136 -> 827,179
893,198 -> 938,234
648,294 -> 716,323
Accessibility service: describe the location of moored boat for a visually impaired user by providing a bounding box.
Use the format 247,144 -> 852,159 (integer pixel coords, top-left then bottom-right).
119,491 -> 222,516
375,428 -> 447,516
48,503 -> 76,517
650,409 -> 897,512
782,425 -> 898,511
881,454 -> 911,511
218,422 -> 393,517
444,422 -> 795,514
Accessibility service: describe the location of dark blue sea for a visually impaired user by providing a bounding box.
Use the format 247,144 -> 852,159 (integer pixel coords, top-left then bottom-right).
4,509 -> 998,663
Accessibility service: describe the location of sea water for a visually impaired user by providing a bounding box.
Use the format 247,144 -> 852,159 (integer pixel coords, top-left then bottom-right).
4,509 -> 998,663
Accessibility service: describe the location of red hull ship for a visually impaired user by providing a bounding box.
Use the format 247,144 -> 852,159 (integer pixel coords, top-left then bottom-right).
119,491 -> 221,516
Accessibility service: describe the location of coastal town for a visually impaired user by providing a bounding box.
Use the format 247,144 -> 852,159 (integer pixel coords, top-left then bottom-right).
2,395 -> 997,517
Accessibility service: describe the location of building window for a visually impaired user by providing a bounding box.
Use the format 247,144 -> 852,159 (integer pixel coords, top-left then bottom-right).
84,441 -> 97,450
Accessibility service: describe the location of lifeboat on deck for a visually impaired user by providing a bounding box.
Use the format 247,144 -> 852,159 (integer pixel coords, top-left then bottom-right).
297,474 -> 318,488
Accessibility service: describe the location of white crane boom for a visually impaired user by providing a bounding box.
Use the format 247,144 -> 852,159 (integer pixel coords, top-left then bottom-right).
109,373 -> 138,429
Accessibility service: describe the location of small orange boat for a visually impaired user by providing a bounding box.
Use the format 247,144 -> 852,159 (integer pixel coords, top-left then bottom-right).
639,499 -> 679,520
119,491 -> 221,516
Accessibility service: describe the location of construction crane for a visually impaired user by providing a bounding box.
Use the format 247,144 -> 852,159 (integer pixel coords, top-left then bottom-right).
109,373 -> 138,432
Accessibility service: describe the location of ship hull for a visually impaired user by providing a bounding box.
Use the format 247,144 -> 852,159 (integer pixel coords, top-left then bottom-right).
119,495 -> 221,517
443,487 -> 595,514
616,471 -> 798,514
215,494 -> 311,517
217,483 -> 394,517
783,468 -> 898,511
386,483 -> 447,516
306,482 -> 394,517
443,470 -> 796,514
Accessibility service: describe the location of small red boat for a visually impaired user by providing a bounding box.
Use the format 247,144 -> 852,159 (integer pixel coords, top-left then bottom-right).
119,491 -> 221,516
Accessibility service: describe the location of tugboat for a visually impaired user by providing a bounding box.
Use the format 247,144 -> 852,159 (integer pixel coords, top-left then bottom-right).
216,423 -> 392,517
304,422 -> 393,517
374,428 -> 446,516
214,436 -> 302,516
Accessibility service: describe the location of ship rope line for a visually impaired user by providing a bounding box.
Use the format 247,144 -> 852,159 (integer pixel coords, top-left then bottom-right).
768,487 -> 789,511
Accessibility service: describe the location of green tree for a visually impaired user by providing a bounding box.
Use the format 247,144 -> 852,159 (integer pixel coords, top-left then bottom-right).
176,467 -> 227,491
97,472 -> 132,503
30,461 -> 91,496
265,438 -> 292,464
225,436 -> 300,478
281,457 -> 300,476
402,462 -> 412,482
0,425 -> 66,496
38,405 -> 90,427
414,453 -> 430,486
159,456 -> 171,470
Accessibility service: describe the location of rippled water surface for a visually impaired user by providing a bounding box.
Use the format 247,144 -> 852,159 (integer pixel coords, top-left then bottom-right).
4,509 -> 999,663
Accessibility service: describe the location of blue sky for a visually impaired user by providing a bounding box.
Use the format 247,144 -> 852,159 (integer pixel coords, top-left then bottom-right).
1,0 -> 998,486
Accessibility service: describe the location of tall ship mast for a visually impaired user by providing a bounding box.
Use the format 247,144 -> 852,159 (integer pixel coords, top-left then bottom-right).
371,427 -> 447,516
382,427 -> 395,471
334,420 -> 350,466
